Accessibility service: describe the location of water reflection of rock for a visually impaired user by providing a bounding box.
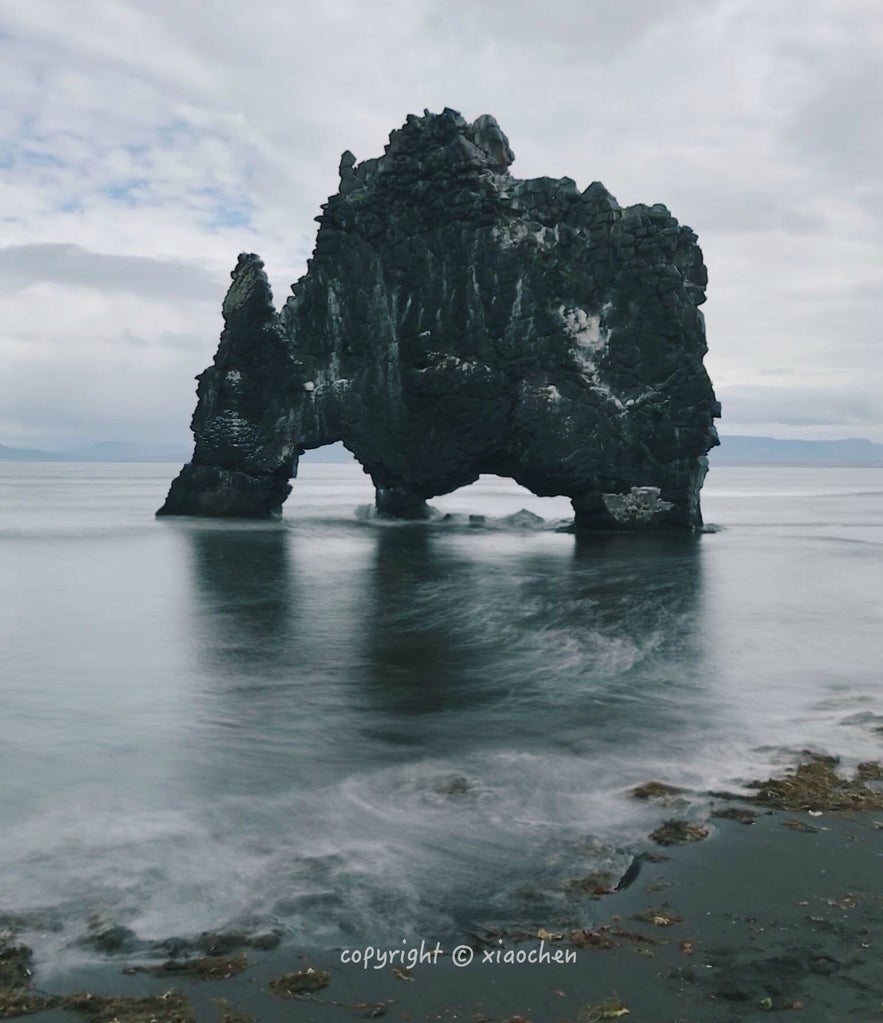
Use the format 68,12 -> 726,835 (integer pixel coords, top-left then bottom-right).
360,525 -> 712,758
185,525 -> 298,683
568,532 -> 705,648
180,524 -> 322,797
361,526 -> 488,720
181,522 -> 374,794
564,532 -> 712,750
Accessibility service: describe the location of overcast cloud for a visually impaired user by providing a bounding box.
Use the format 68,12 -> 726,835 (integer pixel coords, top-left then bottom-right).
0,0 -> 881,447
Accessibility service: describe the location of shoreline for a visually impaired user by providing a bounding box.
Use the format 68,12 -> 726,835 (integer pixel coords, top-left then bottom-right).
6,799 -> 883,1023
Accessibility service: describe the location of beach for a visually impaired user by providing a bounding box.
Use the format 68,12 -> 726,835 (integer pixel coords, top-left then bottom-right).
6,796 -> 883,1023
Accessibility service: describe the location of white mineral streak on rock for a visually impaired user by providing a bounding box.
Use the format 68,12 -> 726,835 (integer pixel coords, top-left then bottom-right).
326,284 -> 342,327
537,223 -> 560,247
602,487 -> 674,524
558,304 -> 623,410
493,222 -> 560,249
510,276 -> 524,320
560,306 -> 604,354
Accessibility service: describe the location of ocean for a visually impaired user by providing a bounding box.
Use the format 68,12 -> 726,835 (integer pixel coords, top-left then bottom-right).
1,460 -> 882,972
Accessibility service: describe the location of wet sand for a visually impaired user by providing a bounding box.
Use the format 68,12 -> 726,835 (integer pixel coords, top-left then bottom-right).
8,802 -> 883,1023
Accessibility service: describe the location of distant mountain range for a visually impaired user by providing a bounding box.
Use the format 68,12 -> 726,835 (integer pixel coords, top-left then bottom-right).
2,437 -> 882,465
709,436 -> 883,465
0,441 -> 192,462
0,440 -> 358,463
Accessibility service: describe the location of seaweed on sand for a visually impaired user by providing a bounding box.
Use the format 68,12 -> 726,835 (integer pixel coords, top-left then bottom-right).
60,991 -> 195,1023
748,755 -> 883,812
134,954 -> 248,980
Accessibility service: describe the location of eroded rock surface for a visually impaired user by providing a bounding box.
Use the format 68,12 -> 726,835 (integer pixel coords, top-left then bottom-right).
158,108 -> 719,528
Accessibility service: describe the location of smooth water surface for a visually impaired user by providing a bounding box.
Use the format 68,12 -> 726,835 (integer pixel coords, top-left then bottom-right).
1,461 -> 882,967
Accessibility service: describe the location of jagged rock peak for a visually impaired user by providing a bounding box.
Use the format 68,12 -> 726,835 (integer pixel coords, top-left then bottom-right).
213,254 -> 285,367
221,253 -> 276,322
339,108 -> 516,196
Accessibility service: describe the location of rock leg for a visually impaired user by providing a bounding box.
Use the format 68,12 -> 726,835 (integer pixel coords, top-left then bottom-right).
374,485 -> 433,520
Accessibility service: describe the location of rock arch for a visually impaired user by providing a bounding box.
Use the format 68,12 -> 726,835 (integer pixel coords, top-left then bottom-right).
158,109 -> 719,530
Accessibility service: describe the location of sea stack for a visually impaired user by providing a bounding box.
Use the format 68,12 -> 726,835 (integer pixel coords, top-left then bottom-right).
158,108 -> 720,529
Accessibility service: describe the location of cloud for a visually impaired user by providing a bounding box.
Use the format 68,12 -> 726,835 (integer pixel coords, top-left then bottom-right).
0,0 -> 881,446
720,382 -> 883,428
0,331 -> 200,448
0,244 -> 221,300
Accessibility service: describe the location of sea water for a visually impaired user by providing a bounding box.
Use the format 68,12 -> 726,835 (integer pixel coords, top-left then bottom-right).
1,460 -> 881,969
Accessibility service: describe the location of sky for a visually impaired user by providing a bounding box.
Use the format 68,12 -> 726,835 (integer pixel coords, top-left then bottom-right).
0,0 -> 881,449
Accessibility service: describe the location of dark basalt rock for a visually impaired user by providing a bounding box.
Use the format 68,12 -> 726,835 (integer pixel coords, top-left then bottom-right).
157,254 -> 300,518
158,108 -> 719,529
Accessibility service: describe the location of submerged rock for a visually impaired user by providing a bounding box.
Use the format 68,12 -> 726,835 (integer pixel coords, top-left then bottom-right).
502,509 -> 545,529
0,942 -> 33,990
435,775 -> 471,796
649,819 -> 710,846
630,781 -> 685,803
268,967 -> 331,998
81,924 -> 138,955
0,939 -> 57,1018
159,109 -> 719,528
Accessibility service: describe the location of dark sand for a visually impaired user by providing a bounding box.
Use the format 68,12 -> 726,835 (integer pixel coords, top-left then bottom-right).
7,804 -> 883,1023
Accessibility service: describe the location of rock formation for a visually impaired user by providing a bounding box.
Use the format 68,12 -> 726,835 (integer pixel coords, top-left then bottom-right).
158,108 -> 720,529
